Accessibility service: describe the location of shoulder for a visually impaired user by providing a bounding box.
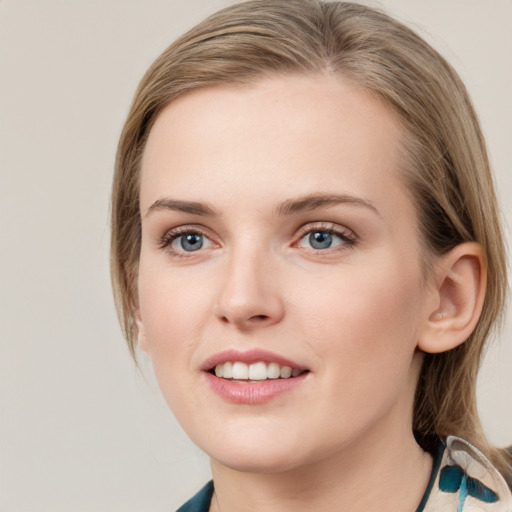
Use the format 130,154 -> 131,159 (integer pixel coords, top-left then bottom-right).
175,481 -> 214,512
422,436 -> 512,512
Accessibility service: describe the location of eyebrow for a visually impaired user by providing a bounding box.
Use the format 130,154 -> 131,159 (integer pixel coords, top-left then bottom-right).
144,198 -> 217,218
144,193 -> 379,219
275,193 -> 380,217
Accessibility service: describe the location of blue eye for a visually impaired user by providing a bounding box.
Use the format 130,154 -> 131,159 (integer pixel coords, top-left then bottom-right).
309,231 -> 333,249
172,232 -> 206,252
159,227 -> 215,256
297,228 -> 352,250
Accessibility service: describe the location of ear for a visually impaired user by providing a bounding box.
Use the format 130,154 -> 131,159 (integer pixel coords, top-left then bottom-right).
418,242 -> 487,354
133,307 -> 149,353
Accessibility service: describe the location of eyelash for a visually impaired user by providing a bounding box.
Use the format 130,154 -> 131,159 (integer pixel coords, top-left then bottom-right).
294,223 -> 357,252
157,223 -> 357,257
157,226 -> 212,258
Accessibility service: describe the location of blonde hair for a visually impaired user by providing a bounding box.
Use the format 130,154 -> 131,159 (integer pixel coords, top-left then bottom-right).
111,0 -> 510,479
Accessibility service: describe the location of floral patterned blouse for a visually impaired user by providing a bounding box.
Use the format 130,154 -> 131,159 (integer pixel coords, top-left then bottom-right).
176,436 -> 512,512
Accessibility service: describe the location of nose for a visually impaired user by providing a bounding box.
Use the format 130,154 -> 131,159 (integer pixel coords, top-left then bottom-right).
214,246 -> 285,330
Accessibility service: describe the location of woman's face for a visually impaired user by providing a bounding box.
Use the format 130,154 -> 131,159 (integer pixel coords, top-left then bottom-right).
137,75 -> 436,473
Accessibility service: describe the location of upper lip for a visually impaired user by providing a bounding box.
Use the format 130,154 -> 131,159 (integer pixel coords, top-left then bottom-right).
201,349 -> 306,371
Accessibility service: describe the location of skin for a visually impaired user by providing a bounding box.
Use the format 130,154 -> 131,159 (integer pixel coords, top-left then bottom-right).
136,74 -> 443,511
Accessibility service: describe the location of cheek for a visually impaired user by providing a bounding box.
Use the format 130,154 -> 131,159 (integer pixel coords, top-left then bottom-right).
138,260 -> 213,338
137,264 -> 211,391
295,271 -> 423,437
293,260 -> 424,376
138,279 -> 206,421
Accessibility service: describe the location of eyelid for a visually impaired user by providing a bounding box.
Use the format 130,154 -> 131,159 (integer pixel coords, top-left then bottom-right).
157,224 -> 218,255
293,222 -> 357,249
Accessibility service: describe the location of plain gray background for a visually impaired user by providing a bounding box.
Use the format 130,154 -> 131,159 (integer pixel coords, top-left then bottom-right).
1,1 -> 511,510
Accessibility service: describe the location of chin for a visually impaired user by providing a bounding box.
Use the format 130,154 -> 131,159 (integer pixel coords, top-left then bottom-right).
196,428 -> 309,474
213,447 -> 304,474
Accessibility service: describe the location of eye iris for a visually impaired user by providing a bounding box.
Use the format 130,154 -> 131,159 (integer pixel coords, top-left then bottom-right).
309,231 -> 332,249
180,233 -> 203,251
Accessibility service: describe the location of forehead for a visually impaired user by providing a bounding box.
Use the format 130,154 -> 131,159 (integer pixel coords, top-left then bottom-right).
140,74 -> 409,218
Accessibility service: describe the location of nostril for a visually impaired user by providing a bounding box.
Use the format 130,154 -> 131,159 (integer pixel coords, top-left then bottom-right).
249,314 -> 269,322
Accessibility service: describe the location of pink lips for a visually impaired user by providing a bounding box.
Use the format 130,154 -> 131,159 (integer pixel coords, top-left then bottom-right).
201,349 -> 309,405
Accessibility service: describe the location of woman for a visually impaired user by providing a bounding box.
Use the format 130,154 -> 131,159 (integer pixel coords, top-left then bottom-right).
111,1 -> 512,510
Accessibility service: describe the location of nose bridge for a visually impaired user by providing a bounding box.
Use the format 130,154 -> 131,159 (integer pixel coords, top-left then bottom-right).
215,237 -> 284,328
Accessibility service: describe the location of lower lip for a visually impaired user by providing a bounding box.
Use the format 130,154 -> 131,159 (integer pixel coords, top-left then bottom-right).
204,372 -> 308,404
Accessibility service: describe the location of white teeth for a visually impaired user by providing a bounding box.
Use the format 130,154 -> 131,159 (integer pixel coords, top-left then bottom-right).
267,362 -> 281,379
212,361 -> 304,380
232,362 -> 249,379
249,362 -> 267,380
280,366 -> 292,378
223,361 -> 233,379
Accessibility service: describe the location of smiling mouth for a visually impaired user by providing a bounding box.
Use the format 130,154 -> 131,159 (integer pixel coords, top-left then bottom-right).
209,361 -> 309,381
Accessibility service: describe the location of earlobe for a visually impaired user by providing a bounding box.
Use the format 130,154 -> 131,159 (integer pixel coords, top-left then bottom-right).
134,308 -> 149,353
418,242 -> 486,354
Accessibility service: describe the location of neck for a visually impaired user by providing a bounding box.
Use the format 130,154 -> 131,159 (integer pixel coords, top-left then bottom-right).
209,424 -> 433,512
